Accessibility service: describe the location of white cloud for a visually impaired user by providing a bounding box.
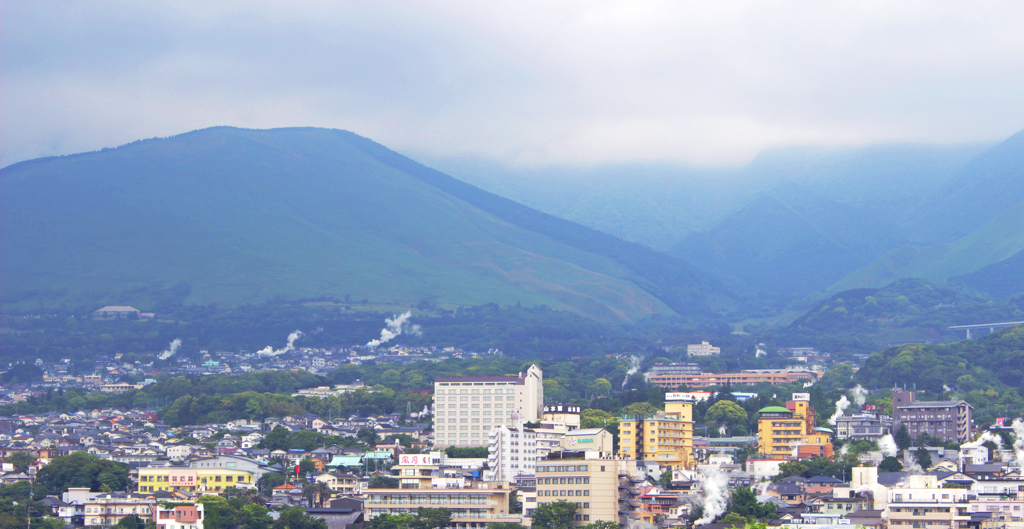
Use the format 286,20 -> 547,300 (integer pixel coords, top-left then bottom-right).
2,0 -> 1024,167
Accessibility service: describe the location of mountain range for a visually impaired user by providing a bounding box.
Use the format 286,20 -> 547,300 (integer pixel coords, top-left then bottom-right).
0,127 -> 730,322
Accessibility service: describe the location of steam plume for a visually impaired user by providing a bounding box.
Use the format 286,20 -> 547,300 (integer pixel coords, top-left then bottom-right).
257,330 -> 304,357
1012,419 -> 1024,465
878,434 -> 898,457
157,339 -> 182,360
695,469 -> 730,525
622,355 -> 641,389
366,311 -> 420,347
852,385 -> 868,407
829,395 -> 851,425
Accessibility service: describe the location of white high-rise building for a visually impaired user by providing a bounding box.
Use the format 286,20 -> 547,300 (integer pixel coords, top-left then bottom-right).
433,365 -> 543,448
484,425 -> 537,482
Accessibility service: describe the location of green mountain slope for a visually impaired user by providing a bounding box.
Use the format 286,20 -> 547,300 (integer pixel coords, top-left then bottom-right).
951,249 -> 1024,298
768,278 -> 1024,352
829,198 -> 1024,292
0,127 -> 729,321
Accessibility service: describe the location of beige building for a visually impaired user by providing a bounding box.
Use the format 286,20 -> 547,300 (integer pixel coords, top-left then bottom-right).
433,365 -> 543,448
619,399 -> 695,469
534,405 -> 583,459
529,456 -> 649,526
887,474 -> 972,529
559,429 -> 614,454
363,455 -> 520,528
83,493 -> 155,527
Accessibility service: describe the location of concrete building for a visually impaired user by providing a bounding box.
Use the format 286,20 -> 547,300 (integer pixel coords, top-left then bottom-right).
756,393 -> 833,459
687,341 -> 720,357
154,502 -> 204,529
363,455 -> 519,528
619,398 -> 695,469
887,474 -> 973,529
138,467 -> 255,494
835,407 -> 893,441
649,369 -> 818,389
648,363 -> 702,376
559,429 -> 614,454
532,405 -> 582,458
529,456 -> 650,526
484,426 -> 537,483
82,493 -> 156,527
187,454 -> 274,483
433,365 -> 543,448
893,390 -> 973,443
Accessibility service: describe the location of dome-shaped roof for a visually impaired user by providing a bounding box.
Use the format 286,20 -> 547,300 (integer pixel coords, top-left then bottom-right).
758,406 -> 792,414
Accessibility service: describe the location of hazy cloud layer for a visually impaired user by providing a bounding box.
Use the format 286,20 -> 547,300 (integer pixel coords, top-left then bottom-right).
3,1 -> 1024,167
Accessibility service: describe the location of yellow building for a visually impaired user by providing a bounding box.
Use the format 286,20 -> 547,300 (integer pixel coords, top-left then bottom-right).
618,400 -> 695,469
756,393 -> 833,459
138,466 -> 255,494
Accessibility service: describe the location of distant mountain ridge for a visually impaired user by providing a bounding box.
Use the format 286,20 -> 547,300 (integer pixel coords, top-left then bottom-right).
0,126 -> 731,321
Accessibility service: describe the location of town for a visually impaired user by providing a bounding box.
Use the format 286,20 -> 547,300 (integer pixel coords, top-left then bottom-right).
2,339 -> 1020,529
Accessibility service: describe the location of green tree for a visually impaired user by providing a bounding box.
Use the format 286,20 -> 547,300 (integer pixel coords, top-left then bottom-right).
914,447 -> 933,469
719,512 -> 750,527
589,378 -> 613,396
262,426 -> 291,451
531,500 -> 577,529
879,456 -> 904,472
727,487 -> 776,520
7,452 -> 34,472
298,458 -> 316,475
273,506 -> 327,529
622,402 -> 659,416
658,469 -> 672,488
368,513 -> 416,529
256,472 -> 286,496
705,400 -> 748,427
35,452 -> 130,493
895,424 -> 912,450
411,507 -> 452,529
369,475 -> 399,489
358,428 -> 381,446
240,504 -> 273,529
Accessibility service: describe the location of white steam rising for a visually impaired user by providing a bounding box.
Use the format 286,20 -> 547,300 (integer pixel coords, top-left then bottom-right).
695,469 -> 730,525
257,330 -> 304,357
878,434 -> 898,457
622,355 -> 641,389
962,431 -> 1003,450
852,385 -> 868,407
943,384 -> 954,392
157,338 -> 182,360
366,311 -> 421,347
1013,419 -> 1024,465
829,395 -> 851,425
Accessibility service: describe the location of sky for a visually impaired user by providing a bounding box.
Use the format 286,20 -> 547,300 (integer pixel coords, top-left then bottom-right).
3,1 -> 1024,168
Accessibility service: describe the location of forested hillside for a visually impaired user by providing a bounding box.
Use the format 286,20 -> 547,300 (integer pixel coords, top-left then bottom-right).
767,278 -> 1024,352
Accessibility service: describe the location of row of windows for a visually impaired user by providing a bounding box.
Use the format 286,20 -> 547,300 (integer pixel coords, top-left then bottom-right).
539,490 -> 590,497
437,403 -> 508,408
435,387 -> 516,394
540,477 -> 589,484
537,465 -> 590,472
141,475 -> 247,482
440,396 -> 516,401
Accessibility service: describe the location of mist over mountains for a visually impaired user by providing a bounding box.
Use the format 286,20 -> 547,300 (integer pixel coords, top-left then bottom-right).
3,125 -> 1023,323
436,133 -> 1024,303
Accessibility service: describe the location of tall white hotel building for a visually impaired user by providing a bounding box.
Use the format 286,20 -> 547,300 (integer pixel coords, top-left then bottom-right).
432,365 -> 543,447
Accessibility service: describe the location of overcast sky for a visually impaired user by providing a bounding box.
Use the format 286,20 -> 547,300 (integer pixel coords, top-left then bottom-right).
3,1 -> 1024,168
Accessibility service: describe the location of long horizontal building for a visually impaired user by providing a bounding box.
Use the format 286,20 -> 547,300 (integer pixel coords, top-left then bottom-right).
649,369 -> 819,389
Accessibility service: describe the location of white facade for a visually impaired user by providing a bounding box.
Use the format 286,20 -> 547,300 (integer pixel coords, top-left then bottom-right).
433,365 -> 543,448
484,426 -> 537,483
687,341 -> 720,357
